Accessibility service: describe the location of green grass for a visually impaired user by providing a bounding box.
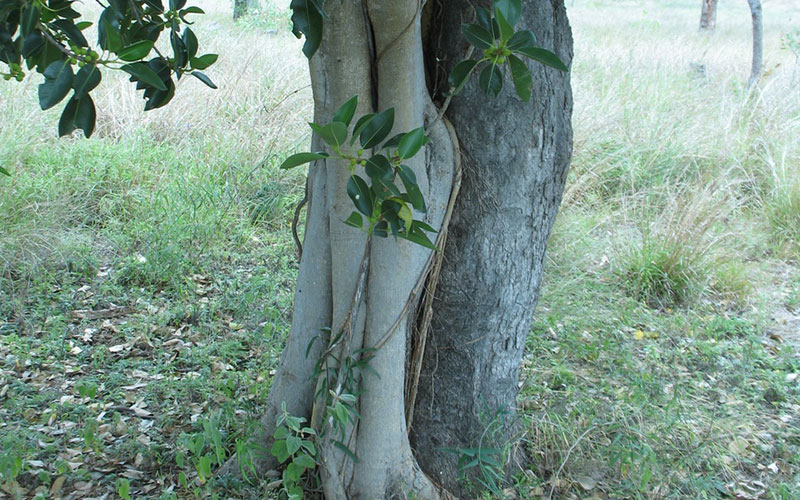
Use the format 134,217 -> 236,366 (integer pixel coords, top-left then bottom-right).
2,0 -> 800,498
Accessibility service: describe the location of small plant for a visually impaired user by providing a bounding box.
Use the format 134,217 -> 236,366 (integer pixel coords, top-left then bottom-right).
117,477 -> 131,500
271,403 -> 317,500
442,406 -> 511,498
176,412 -> 229,491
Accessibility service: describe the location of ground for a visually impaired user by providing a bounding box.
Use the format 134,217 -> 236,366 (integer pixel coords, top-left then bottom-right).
1,0 -> 799,499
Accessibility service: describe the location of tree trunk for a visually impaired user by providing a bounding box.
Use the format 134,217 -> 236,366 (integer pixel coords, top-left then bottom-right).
243,0 -> 573,497
410,0 -> 573,494
233,0 -> 247,20
747,0 -> 763,88
699,0 -> 717,32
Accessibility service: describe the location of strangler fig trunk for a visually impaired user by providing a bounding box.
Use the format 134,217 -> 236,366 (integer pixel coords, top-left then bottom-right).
247,0 -> 572,498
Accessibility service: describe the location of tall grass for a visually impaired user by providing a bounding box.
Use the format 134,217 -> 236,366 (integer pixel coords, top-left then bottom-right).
0,0 -> 311,291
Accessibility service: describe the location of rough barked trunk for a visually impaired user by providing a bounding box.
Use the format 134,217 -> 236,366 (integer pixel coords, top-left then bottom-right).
699,0 -> 718,32
747,0 -> 763,88
246,0 -> 572,498
410,0 -> 573,494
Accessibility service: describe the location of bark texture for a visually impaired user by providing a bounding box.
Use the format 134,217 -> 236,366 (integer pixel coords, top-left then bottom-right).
747,0 -> 763,88
699,0 -> 717,32
411,0 -> 573,494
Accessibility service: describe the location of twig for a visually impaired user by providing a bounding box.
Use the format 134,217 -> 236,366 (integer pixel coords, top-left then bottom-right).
292,178 -> 308,259
405,116 -> 461,430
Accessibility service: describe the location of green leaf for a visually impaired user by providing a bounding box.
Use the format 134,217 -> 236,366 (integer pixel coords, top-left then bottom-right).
462,23 -> 493,50
285,462 -> 303,482
333,440 -> 358,462
507,54 -> 532,101
100,15 -> 122,52
398,165 -> 425,212
286,435 -> 301,456
170,30 -> 187,67
475,6 -> 492,32
398,127 -> 426,159
493,0 -> 522,27
293,453 -> 316,469
448,59 -> 480,95
118,40 -> 155,61
58,95 -> 96,138
507,30 -> 536,51
271,439 -> 290,463
290,0 -> 323,59
350,113 -> 376,145
398,204 -> 413,233
190,54 -> 218,70
191,71 -> 217,89
347,175 -> 373,216
73,65 -> 101,99
344,211 -> 363,229
273,426 -> 289,440
479,63 -> 503,97
52,20 -> 87,47
118,478 -> 131,500
122,62 -> 168,91
493,7 -> 514,42
39,60 -> 74,110
359,108 -> 394,149
21,4 -> 39,38
514,46 -> 568,72
403,221 -> 437,250
310,121 -> 348,149
381,133 -> 405,149
280,152 -> 328,170
75,21 -> 93,30
0,166 -> 10,176
332,95 -> 358,126
364,154 -> 392,181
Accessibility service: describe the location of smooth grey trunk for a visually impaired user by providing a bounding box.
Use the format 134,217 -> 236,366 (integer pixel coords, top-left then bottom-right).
699,0 -> 717,32
411,0 -> 573,495
747,0 -> 763,88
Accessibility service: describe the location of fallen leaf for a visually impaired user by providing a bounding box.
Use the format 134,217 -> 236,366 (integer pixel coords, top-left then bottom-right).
50,476 -> 66,494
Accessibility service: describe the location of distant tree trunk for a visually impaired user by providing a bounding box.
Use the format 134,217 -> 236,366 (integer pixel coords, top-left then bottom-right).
699,0 -> 718,32
748,0 -> 763,87
233,0 -> 247,20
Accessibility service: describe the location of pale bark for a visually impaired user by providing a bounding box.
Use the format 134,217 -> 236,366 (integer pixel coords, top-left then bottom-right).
747,0 -> 763,88
699,0 -> 718,32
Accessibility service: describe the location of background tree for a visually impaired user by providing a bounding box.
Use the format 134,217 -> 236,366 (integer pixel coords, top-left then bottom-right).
699,0 -> 717,32
748,0 -> 763,87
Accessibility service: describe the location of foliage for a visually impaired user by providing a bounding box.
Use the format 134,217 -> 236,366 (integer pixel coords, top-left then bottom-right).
447,0 -> 567,101
271,403 -> 318,500
0,0 -> 217,137
281,95 -> 438,249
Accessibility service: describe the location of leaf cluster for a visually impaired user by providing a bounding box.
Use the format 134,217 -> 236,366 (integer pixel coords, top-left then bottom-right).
448,0 -> 568,101
0,0 -> 217,137
281,95 -> 438,250
271,403 -> 318,500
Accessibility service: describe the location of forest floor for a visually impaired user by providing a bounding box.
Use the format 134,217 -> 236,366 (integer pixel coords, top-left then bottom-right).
1,0 -> 799,499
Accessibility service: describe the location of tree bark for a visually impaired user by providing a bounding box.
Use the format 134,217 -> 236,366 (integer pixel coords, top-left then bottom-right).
747,0 -> 763,88
410,0 -> 573,494
699,0 -> 717,32
240,1 -> 573,497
